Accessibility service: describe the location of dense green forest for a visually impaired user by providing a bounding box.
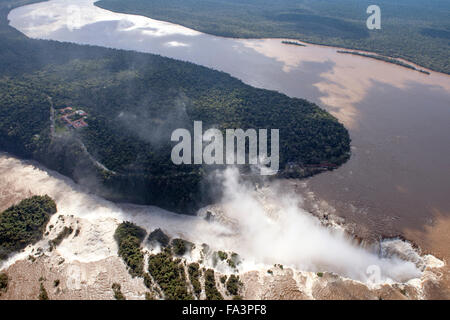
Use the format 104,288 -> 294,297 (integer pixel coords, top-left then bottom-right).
187,263 -> 202,298
0,195 -> 57,260
114,221 -> 147,277
97,0 -> 450,74
147,248 -> 193,300
204,269 -> 223,300
0,0 -> 350,213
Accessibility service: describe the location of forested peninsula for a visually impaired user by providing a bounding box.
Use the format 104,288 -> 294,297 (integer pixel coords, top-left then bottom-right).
0,0 -> 350,213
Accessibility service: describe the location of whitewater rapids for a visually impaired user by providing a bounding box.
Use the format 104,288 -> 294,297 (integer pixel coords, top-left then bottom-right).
0,153 -> 438,284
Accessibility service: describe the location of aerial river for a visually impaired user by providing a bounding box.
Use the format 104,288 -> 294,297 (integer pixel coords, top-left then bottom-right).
7,0 -> 450,247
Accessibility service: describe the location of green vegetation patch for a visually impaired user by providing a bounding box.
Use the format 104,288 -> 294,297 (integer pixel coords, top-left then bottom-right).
49,226 -> 73,249
112,283 -> 125,300
147,248 -> 193,300
204,269 -> 223,300
187,262 -> 202,298
227,259 -> 236,269
114,221 -> 147,277
0,195 -> 57,260
39,282 -> 49,300
226,274 -> 242,296
226,252 -> 240,270
217,251 -> 227,261
171,238 -> 193,256
97,0 -> 450,74
282,40 -> 306,47
0,272 -> 8,295
147,228 -> 170,248
145,291 -> 155,300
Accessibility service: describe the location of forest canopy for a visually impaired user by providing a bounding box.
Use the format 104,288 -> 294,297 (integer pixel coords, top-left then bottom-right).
114,221 -> 147,277
0,195 -> 57,260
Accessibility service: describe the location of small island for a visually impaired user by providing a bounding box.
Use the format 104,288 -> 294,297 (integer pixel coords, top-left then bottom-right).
281,40 -> 306,47
337,50 -> 430,75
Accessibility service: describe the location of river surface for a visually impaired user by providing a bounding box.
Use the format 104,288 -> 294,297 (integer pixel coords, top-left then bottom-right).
7,0 -> 450,238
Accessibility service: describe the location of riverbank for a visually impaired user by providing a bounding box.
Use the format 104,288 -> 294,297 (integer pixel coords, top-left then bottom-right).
336,50 -> 430,75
